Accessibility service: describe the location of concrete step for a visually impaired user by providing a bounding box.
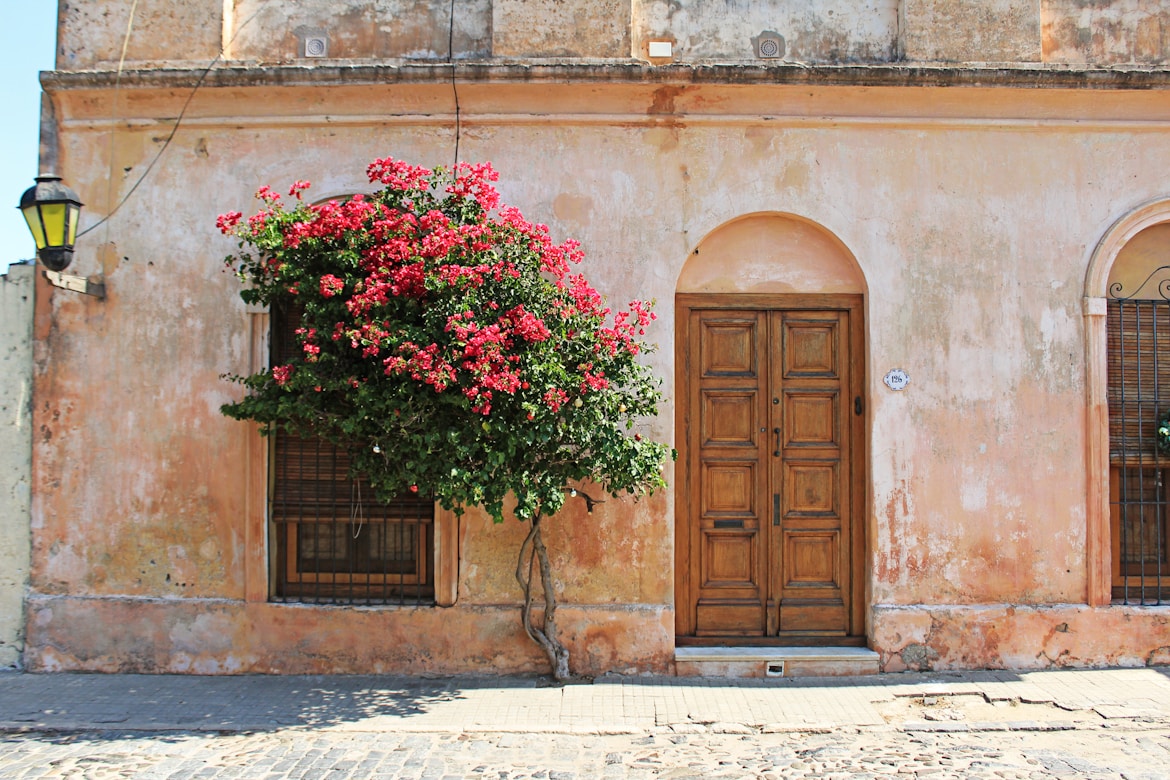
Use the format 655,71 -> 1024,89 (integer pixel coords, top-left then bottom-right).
674,646 -> 880,678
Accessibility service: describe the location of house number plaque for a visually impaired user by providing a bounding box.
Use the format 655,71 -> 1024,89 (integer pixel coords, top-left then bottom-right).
883,368 -> 910,391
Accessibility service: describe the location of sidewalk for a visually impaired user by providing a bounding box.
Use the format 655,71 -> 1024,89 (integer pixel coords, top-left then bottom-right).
1,667 -> 1168,735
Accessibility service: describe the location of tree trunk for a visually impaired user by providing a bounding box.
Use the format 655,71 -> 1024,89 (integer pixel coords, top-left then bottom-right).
515,513 -> 571,681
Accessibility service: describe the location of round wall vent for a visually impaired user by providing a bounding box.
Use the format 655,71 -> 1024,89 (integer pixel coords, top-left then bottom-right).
756,33 -> 785,59
304,36 -> 328,58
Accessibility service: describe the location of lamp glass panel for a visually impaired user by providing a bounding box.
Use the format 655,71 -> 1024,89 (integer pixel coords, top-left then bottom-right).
66,203 -> 79,245
40,203 -> 67,247
21,206 -> 47,250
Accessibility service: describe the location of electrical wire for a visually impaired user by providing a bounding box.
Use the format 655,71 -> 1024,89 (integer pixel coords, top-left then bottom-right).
79,2 -> 273,239
448,0 -> 462,168
96,0 -> 140,246
79,0 -> 460,238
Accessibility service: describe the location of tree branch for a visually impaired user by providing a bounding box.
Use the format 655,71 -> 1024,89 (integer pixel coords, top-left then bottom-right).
566,487 -> 605,514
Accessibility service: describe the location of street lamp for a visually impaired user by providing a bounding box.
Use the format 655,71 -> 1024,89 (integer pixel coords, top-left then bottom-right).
19,173 -> 83,273
18,173 -> 102,297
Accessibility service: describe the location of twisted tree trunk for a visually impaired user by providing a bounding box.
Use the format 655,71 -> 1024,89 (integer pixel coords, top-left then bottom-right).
515,513 -> 571,681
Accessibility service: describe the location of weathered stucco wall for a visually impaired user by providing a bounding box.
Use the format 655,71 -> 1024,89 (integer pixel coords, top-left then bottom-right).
1043,0 -> 1170,64
631,0 -> 900,62
228,0 -> 492,61
57,0 -> 223,69
23,68 -> 1170,673
874,605 -> 1170,671
0,263 -> 34,669
54,0 -> 1170,69
902,0 -> 1042,62
495,0 -> 630,58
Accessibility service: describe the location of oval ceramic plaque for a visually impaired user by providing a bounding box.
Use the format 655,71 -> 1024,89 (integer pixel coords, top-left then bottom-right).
883,368 -> 910,391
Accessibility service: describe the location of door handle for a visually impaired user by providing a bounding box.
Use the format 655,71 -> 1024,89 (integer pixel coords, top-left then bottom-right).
772,427 -> 780,457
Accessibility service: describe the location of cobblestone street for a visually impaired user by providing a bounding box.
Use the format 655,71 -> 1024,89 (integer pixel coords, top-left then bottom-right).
1,668 -> 1168,778
2,722 -> 1170,779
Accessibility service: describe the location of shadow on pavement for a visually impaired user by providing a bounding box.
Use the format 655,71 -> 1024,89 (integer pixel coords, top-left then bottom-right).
4,665 -> 1169,742
0,673 -> 541,733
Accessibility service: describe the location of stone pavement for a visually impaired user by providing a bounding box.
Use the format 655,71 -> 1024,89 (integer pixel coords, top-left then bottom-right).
2,667 -> 1169,733
0,667 -> 1168,778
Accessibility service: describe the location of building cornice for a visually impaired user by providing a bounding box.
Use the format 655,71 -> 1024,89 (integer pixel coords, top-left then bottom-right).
41,60 -> 1170,92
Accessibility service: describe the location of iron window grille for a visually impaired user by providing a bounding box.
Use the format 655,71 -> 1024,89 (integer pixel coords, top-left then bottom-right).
269,301 -> 434,605
271,431 -> 434,605
1106,283 -> 1170,605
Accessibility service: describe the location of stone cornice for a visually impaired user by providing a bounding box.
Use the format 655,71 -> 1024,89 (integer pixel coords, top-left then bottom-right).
41,60 -> 1170,92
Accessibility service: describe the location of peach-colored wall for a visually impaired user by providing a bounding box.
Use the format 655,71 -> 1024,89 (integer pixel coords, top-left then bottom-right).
28,0 -> 1170,675
26,73 -> 1170,674
678,214 -> 865,295
874,605 -> 1170,671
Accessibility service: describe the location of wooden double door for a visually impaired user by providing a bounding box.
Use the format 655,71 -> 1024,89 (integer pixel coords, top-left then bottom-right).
676,294 -> 865,643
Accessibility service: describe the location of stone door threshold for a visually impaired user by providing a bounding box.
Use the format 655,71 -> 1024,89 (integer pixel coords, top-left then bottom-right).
674,646 -> 881,678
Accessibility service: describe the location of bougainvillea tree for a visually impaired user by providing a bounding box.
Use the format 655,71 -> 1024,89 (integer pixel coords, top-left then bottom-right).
218,158 -> 673,680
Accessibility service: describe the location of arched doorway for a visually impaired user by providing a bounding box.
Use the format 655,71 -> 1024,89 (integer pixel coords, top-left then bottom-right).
674,214 -> 868,644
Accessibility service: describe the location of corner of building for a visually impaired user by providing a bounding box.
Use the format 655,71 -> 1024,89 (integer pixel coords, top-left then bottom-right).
0,261 -> 34,669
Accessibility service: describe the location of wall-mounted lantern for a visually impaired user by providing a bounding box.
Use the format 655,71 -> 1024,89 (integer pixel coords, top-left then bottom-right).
18,173 -> 103,298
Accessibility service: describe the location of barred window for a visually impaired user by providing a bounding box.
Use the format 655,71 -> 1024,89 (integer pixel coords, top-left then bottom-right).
1106,298 -> 1170,604
270,301 -> 435,605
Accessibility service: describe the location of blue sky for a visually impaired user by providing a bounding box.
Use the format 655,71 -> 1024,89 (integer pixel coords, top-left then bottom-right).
2,4 -> 57,269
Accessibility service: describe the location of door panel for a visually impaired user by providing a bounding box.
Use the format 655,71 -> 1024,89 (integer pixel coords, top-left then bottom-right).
700,319 -> 759,377
703,532 -> 758,586
702,392 -> 758,447
784,461 -> 839,516
784,530 -> 840,585
783,319 -> 839,378
678,295 -> 864,643
784,392 -> 840,447
702,461 -> 757,517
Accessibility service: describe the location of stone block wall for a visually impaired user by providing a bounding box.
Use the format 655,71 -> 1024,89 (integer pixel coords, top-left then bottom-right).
51,0 -> 1170,69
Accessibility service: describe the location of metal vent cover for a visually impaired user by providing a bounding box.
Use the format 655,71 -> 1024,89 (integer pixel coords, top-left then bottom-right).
302,35 -> 328,58
755,33 -> 785,59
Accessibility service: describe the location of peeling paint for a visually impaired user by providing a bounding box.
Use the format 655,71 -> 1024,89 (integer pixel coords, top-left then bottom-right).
874,605 -> 1170,671
1043,0 -> 1170,64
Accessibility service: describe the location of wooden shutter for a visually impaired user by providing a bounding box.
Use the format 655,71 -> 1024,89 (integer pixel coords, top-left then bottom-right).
1107,300 -> 1170,460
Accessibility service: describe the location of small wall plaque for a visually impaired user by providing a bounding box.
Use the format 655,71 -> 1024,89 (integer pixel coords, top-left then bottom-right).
303,36 -> 328,57
883,368 -> 910,391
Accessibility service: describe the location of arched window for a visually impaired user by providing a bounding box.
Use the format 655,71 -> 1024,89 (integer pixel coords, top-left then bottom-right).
1105,223 -> 1170,604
